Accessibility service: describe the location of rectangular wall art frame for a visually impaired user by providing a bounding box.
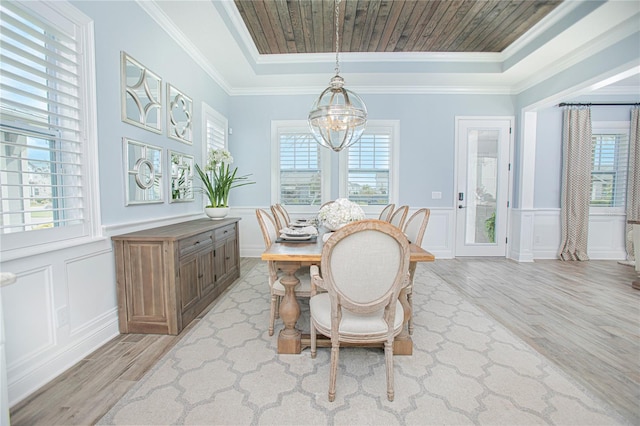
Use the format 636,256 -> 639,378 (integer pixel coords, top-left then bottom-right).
169,150 -> 194,203
167,83 -> 193,144
124,138 -> 164,205
121,52 -> 162,134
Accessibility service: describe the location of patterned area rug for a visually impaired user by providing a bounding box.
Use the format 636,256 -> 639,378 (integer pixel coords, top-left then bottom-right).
99,262 -> 626,425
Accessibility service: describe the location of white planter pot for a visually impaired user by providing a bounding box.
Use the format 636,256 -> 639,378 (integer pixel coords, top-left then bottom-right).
205,207 -> 230,220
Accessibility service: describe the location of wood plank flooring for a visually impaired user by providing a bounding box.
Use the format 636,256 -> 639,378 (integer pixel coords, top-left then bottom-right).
9,257 -> 639,425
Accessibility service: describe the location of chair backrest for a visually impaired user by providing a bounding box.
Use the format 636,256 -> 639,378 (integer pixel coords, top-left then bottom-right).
378,203 -> 395,222
256,208 -> 278,248
256,208 -> 279,282
403,208 -> 431,247
320,200 -> 335,210
321,220 -> 410,315
271,204 -> 288,231
389,205 -> 408,229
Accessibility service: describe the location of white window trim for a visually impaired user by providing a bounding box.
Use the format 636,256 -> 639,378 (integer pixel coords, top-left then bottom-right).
338,120 -> 400,216
590,120 -> 629,216
271,120 -> 331,213
0,0 -> 102,262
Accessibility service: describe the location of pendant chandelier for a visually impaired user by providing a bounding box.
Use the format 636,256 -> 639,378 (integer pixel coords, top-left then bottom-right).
308,0 -> 367,152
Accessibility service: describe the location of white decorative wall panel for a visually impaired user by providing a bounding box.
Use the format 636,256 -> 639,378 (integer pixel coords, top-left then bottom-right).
66,250 -> 118,334
2,267 -> 54,369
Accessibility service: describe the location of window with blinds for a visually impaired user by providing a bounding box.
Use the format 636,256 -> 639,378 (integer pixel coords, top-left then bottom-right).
0,1 -> 87,235
347,130 -> 391,206
591,130 -> 629,208
204,104 -> 226,153
279,133 -> 322,206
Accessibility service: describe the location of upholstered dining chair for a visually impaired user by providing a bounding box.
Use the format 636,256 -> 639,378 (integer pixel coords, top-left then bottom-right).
389,205 -> 409,229
270,204 -> 290,231
256,209 -> 311,336
320,200 -> 335,209
309,220 -> 410,402
378,203 -> 395,222
402,208 -> 431,334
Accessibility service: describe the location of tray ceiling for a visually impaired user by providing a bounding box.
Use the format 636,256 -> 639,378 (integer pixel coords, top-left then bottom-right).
234,0 -> 563,54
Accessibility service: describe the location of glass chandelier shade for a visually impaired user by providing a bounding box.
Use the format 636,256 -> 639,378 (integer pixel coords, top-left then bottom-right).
308,75 -> 367,152
308,0 -> 367,152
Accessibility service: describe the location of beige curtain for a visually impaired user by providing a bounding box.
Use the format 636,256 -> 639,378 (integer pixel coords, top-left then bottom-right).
626,107 -> 640,261
559,107 -> 592,261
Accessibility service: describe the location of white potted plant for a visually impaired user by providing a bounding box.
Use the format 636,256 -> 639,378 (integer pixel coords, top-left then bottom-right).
195,148 -> 254,219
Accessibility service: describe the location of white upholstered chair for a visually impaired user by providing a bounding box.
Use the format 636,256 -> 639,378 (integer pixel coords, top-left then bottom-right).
402,208 -> 431,334
309,219 -> 410,402
389,205 -> 409,229
256,209 -> 311,336
378,203 -> 395,222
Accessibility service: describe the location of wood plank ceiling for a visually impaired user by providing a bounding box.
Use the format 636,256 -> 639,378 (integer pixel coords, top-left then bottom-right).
234,0 -> 563,54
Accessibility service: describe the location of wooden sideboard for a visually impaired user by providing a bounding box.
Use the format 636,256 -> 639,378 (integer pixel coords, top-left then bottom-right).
112,218 -> 240,335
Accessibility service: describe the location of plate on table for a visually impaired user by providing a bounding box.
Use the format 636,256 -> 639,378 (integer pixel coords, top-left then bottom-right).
282,233 -> 311,240
289,223 -> 308,228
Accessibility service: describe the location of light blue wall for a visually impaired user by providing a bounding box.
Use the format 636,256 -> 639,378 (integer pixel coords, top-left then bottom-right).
71,1 -> 230,226
229,93 -> 514,208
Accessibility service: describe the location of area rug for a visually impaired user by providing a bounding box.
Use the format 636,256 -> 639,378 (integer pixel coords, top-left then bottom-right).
99,262 -> 627,425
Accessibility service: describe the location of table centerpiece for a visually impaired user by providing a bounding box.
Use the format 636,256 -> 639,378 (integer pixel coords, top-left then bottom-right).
317,198 -> 366,231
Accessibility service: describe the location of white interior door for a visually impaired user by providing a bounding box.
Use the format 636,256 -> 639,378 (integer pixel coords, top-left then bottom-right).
455,118 -> 512,256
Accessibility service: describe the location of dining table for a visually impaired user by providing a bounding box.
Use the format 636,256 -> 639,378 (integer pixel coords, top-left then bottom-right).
261,226 -> 435,355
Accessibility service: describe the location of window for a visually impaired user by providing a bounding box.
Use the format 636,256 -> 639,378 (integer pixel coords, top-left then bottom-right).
0,1 -> 97,253
272,121 -> 398,212
340,121 -> 399,208
202,103 -> 227,157
271,121 -> 330,210
590,122 -> 629,209
345,129 -> 392,206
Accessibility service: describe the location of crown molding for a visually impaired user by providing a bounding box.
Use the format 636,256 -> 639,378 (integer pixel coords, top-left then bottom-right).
136,0 -> 233,95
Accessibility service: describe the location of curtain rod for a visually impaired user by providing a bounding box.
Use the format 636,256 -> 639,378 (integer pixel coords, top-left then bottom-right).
558,102 -> 640,107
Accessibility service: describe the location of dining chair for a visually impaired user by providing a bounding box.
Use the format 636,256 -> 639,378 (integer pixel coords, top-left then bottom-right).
309,219 -> 410,402
378,203 -> 395,222
402,208 -> 431,335
389,205 -> 409,229
319,200 -> 335,210
256,209 -> 311,336
270,204 -> 289,231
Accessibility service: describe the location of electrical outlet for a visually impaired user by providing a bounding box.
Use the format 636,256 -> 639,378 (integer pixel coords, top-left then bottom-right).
57,306 -> 69,327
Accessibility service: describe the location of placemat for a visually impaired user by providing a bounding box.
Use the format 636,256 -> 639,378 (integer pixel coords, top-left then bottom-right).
275,235 -> 317,244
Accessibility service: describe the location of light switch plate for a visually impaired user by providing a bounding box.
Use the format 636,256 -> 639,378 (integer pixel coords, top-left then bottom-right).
432,191 -> 442,199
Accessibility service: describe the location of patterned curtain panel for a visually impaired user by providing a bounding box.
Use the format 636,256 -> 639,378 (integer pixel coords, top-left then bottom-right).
626,107 -> 640,261
559,107 -> 592,261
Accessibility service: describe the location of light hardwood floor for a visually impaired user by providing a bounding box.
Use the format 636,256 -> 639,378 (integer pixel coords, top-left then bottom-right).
9,257 -> 639,425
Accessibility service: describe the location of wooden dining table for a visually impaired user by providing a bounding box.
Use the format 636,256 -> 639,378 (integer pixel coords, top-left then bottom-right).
261,228 -> 435,355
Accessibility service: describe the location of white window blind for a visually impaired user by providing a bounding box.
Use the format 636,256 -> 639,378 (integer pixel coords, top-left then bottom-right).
279,132 -> 322,206
0,1 -> 85,234
591,128 -> 629,208
347,130 -> 391,206
206,115 -> 226,153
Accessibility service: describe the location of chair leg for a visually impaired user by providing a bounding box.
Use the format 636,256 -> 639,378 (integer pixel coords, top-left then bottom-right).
310,322 -> 317,359
329,344 -> 339,402
407,292 -> 414,335
269,294 -> 278,336
385,340 -> 394,401
275,295 -> 281,319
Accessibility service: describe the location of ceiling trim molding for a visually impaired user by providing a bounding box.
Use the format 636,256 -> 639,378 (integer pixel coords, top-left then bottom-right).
512,17 -> 640,94
136,0 -> 233,95
228,85 -> 514,97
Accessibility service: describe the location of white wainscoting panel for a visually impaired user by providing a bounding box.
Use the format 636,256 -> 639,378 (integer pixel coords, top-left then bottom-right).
0,238 -> 118,407
532,208 -> 627,259
2,266 -> 54,368
509,209 -> 535,262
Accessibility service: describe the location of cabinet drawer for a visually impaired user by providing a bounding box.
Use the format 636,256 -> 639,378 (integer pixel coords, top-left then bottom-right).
214,223 -> 236,241
179,232 -> 213,256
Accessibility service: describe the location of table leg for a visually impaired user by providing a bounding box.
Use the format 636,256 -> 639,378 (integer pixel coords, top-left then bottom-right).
276,261 -> 302,354
394,262 -> 415,356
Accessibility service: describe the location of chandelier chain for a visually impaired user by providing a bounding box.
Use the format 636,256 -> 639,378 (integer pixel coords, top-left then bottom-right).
335,0 -> 340,75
